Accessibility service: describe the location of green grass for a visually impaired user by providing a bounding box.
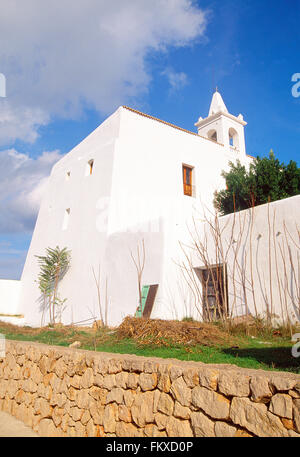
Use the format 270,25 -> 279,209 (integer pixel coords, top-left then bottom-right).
0,323 -> 299,374
89,337 -> 299,373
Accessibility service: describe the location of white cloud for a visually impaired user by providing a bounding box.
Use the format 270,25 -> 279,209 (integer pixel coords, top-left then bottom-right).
0,100 -> 50,145
0,0 -> 207,145
0,148 -> 63,233
162,67 -> 189,92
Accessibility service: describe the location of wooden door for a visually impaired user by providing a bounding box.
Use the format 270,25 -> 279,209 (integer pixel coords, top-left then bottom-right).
134,285 -> 158,319
199,265 -> 227,321
143,284 -> 158,318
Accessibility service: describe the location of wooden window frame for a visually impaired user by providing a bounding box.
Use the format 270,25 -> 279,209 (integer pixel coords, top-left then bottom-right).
86,159 -> 94,176
182,164 -> 194,197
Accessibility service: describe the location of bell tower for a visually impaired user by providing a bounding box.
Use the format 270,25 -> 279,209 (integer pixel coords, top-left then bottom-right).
195,89 -> 247,156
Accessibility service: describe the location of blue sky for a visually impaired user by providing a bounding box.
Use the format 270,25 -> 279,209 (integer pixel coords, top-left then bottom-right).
0,0 -> 299,279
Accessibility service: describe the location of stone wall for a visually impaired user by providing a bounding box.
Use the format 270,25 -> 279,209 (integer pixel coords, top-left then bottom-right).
0,340 -> 299,437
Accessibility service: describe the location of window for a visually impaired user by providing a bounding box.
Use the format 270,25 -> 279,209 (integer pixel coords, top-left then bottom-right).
62,208 -> 70,231
195,264 -> 228,321
228,128 -> 239,150
207,129 -> 218,142
66,171 -> 71,181
86,159 -> 94,176
182,164 -> 194,197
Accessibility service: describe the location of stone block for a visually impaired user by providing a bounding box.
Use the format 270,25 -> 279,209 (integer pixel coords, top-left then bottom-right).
230,397 -> 289,437
191,411 -> 215,437
157,392 -> 174,416
170,376 -> 191,407
269,393 -> 293,419
166,416 -> 193,437
192,386 -> 230,420
218,371 -> 250,397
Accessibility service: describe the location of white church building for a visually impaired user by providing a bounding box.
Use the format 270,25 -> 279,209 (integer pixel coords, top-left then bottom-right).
2,90 -> 299,327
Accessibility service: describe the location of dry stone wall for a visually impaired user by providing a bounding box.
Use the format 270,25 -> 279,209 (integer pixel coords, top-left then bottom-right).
0,340 -> 299,437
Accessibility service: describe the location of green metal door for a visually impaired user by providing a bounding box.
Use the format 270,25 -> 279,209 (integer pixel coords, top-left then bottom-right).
135,286 -> 150,318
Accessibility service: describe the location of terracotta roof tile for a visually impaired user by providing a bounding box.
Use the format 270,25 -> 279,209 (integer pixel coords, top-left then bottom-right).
122,105 -> 254,160
122,105 -> 224,146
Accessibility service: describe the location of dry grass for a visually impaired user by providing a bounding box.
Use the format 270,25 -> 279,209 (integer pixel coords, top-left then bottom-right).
1,315 -> 295,350
0,314 -> 24,318
0,321 -> 48,335
220,315 -> 300,339
0,317 -> 298,373
0,317 -> 235,350
0,320 -> 115,347
116,316 -> 235,347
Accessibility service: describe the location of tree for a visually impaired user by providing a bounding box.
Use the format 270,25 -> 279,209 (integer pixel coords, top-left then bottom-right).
130,239 -> 146,317
214,150 -> 300,215
36,246 -> 71,325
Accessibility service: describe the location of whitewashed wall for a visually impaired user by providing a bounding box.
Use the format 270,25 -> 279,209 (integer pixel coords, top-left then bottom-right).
188,195 -> 300,324
0,279 -> 22,315
18,106 -> 252,327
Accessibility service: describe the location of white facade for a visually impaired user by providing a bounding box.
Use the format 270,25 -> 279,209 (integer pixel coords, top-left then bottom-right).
14,92 -> 259,327
0,280 -> 25,326
0,280 -> 22,315
189,195 -> 300,325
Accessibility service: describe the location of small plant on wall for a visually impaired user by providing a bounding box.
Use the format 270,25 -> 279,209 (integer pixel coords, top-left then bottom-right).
36,246 -> 71,326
